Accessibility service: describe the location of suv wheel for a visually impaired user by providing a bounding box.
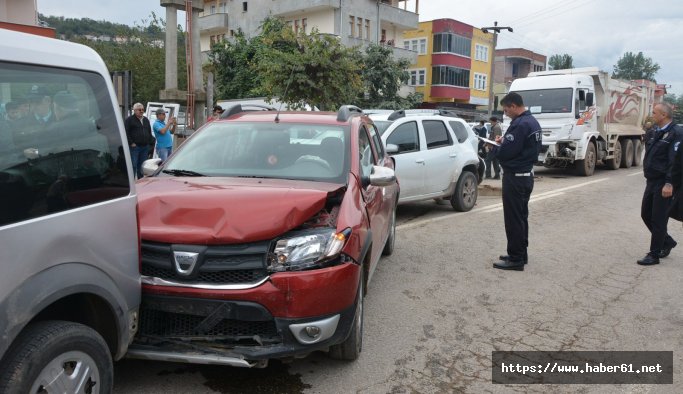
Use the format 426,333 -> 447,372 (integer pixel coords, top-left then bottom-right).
0,321 -> 112,394
329,270 -> 364,361
450,171 -> 478,212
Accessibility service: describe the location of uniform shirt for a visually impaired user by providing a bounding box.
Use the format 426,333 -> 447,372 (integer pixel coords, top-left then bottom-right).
643,123 -> 683,183
492,110 -> 542,173
153,119 -> 173,149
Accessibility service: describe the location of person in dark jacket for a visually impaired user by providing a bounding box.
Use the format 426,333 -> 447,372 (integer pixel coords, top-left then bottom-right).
124,102 -> 153,179
638,103 -> 683,265
491,92 -> 542,271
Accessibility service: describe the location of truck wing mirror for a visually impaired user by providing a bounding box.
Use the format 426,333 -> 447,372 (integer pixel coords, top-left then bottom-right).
586,92 -> 594,107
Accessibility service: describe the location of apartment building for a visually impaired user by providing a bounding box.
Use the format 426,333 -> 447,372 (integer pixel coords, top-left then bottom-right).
198,0 -> 419,62
492,48 -> 546,111
403,19 -> 494,109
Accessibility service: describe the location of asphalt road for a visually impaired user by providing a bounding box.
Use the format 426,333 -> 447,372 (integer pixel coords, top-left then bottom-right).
114,165 -> 683,393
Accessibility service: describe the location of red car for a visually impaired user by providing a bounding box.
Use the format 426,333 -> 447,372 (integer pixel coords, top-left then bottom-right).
127,105 -> 399,367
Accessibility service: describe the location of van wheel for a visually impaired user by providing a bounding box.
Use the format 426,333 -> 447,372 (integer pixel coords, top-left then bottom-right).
575,142 -> 596,176
605,139 -> 621,170
450,171 -> 478,212
329,271 -> 363,361
0,321 -> 112,394
620,139 -> 634,168
632,140 -> 643,166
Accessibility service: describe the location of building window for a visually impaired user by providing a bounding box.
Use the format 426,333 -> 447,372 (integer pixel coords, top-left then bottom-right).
210,5 -> 216,14
219,2 -> 226,12
365,19 -> 371,40
512,63 -> 519,77
302,18 -> 307,34
349,15 -> 355,37
409,69 -> 426,86
357,17 -> 363,39
475,44 -> 489,62
403,38 -> 427,54
294,20 -> 299,34
473,73 -> 487,90
433,33 -> 471,57
431,65 -> 470,88
242,2 -> 248,12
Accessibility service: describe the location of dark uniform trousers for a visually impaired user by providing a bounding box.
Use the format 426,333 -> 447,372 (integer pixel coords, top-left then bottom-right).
502,173 -> 534,261
641,178 -> 674,254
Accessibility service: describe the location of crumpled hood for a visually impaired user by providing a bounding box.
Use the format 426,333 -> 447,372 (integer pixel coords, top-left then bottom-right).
137,177 -> 344,244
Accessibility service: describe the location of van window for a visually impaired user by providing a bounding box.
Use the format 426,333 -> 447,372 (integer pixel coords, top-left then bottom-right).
0,62 -> 130,226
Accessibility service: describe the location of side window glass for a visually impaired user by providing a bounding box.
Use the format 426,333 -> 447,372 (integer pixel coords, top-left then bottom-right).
423,120 -> 452,149
367,123 -> 384,159
449,121 -> 469,143
358,126 -> 375,180
0,62 -> 130,227
386,121 -> 419,154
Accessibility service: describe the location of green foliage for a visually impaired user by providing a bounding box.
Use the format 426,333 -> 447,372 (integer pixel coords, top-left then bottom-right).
359,44 -> 410,108
663,94 -> 683,124
209,30 -> 264,99
255,19 -> 363,111
612,51 -> 660,82
43,12 -> 186,105
548,54 -> 573,70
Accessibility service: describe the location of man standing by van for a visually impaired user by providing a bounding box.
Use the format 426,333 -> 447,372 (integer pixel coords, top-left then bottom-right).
125,103 -> 153,179
491,93 -> 542,271
152,108 -> 176,163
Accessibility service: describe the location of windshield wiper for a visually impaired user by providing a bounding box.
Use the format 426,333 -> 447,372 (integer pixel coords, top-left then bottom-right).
162,169 -> 206,177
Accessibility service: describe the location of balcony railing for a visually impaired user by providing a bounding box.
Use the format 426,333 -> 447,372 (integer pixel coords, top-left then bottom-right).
198,13 -> 229,33
269,0 -> 338,16
378,2 -> 418,30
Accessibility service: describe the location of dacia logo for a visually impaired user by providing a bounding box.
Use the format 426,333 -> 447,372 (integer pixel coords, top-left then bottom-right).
173,251 -> 199,276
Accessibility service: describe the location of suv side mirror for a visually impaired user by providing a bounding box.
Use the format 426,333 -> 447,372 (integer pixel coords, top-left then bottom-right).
142,158 -> 162,176
385,143 -> 399,154
369,165 -> 396,187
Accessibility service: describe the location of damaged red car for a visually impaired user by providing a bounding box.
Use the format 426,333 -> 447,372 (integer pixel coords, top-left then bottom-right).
127,105 -> 399,367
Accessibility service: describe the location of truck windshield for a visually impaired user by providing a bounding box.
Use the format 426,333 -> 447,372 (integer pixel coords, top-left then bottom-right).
513,88 -> 573,114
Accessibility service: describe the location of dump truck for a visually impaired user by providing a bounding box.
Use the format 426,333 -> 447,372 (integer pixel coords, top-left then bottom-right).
507,67 -> 655,176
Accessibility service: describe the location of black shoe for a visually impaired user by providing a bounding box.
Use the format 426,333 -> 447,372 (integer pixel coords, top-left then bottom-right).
499,255 -> 528,264
493,260 -> 525,271
637,254 -> 660,266
659,240 -> 677,258
493,175 -> 501,179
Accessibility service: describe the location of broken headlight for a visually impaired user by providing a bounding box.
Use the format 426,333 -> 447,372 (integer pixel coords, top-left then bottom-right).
268,228 -> 351,272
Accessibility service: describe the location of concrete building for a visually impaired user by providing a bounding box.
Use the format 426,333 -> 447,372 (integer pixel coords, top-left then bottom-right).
198,0 -> 419,63
402,19 -> 494,112
492,47 -> 546,111
0,0 -> 54,37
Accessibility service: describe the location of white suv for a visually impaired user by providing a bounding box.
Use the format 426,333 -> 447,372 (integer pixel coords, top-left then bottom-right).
370,110 -> 482,211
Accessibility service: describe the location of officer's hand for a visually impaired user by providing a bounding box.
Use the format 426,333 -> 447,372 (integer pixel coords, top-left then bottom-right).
495,135 -> 503,143
662,183 -> 673,198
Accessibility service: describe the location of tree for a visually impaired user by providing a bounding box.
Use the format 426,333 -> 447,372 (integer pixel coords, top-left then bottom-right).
548,54 -> 573,70
359,43 -> 410,109
209,30 -> 264,100
612,51 -> 660,82
255,18 -> 363,110
663,94 -> 683,124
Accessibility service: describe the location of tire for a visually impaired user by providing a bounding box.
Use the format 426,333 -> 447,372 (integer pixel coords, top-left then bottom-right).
477,157 -> 486,185
632,139 -> 643,167
575,142 -> 596,176
450,171 -> 478,212
620,139 -> 634,168
0,321 -> 112,394
605,139 -> 621,170
382,205 -> 396,256
329,270 -> 363,361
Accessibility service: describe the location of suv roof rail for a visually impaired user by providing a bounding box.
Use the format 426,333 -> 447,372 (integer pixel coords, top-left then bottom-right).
337,105 -> 363,122
387,109 -> 405,121
437,109 -> 459,118
220,104 -> 244,119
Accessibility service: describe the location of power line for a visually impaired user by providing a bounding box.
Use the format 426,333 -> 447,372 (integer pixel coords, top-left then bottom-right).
514,0 -> 595,29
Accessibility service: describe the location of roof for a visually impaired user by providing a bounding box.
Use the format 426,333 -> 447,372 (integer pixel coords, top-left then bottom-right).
218,111 -> 361,125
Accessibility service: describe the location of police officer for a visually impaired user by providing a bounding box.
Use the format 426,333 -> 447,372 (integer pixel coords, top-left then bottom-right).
491,92 -> 542,271
638,102 -> 683,265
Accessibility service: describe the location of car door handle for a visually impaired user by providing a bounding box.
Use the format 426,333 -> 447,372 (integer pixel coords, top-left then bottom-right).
449,153 -> 457,158
415,159 -> 425,164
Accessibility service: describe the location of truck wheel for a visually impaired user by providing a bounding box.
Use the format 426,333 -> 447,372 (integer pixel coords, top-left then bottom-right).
605,139 -> 621,170
632,140 -> 643,166
620,139 -> 634,168
575,142 -> 596,176
0,321 -> 112,394
450,171 -> 478,212
329,270 -> 363,361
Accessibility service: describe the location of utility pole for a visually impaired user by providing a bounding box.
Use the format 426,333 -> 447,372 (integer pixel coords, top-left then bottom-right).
481,21 -> 512,118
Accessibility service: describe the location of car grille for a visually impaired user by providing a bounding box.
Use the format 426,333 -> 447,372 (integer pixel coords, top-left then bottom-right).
141,240 -> 270,285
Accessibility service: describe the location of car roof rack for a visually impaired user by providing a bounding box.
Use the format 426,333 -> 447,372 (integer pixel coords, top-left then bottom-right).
387,108 -> 461,121
219,103 -> 276,119
387,109 -> 405,121
337,105 -> 363,122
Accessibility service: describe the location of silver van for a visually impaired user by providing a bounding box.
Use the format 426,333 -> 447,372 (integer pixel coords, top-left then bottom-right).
0,29 -> 140,393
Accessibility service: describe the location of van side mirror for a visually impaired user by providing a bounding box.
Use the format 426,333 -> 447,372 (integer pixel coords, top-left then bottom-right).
586,92 -> 594,107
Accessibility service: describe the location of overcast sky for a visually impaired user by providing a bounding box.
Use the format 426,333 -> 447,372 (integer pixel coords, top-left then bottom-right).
37,0 -> 683,95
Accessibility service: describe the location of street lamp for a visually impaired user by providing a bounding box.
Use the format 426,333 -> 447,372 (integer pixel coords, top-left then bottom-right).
481,21 -> 513,118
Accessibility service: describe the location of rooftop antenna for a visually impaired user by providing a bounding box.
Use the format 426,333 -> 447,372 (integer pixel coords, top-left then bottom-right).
275,66 -> 297,123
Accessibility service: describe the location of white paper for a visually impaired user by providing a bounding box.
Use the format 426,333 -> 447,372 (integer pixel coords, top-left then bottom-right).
477,136 -> 500,146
